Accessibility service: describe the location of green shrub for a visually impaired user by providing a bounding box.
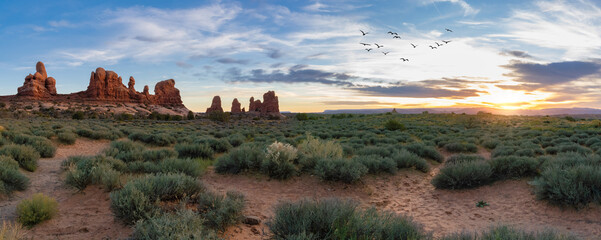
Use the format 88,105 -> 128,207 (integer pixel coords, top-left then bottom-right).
208,111 -> 230,122
175,143 -> 214,159
490,156 -> 538,179
391,149 -> 429,172
442,225 -> 578,240
64,156 -> 125,191
269,198 -> 426,240
444,142 -> 478,153
0,145 -> 39,171
356,146 -> 393,158
532,164 -> 601,207
227,133 -> 246,147
446,154 -> 485,165
432,161 -> 493,189
295,113 -> 309,121
132,209 -> 219,240
197,191 -> 245,232
11,134 -> 56,158
384,119 -> 406,131
405,143 -> 443,162
297,134 -> 343,170
261,141 -> 298,179
110,173 -> 204,224
16,193 -> 58,227
354,155 -> 397,174
0,157 -> 29,195
57,132 -> 77,145
72,111 -> 85,120
314,158 -> 368,183
128,158 -> 204,177
129,132 -> 176,147
215,145 -> 265,174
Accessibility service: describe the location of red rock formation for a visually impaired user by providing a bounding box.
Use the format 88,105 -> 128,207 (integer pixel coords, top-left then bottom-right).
231,98 -> 241,113
249,97 -> 262,112
206,96 -> 223,113
261,91 -> 280,114
17,62 -> 56,98
153,79 -> 183,106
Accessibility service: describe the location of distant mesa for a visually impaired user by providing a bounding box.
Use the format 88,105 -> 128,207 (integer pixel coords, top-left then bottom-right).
3,61 -> 188,114
206,96 -> 224,113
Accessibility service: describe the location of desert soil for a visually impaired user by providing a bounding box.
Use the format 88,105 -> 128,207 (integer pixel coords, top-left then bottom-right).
206,147 -> 601,240
0,139 -> 132,239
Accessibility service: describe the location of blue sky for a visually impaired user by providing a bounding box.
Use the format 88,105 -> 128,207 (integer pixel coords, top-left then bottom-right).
1,0 -> 600,112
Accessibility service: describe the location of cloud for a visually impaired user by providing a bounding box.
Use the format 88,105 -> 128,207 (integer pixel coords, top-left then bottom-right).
227,66 -> 355,86
352,84 -> 482,98
216,58 -> 249,65
322,100 -> 394,106
48,20 -> 76,28
503,60 -> 601,86
500,50 -> 534,59
422,0 -> 480,16
265,48 -> 283,59
302,1 -> 372,12
176,61 -> 193,68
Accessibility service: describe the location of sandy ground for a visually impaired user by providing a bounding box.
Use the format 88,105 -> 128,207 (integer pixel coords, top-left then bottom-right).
0,139 -> 132,240
205,147 -> 601,240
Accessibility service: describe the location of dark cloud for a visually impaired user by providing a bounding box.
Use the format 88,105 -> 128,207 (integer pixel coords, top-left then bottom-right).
270,62 -> 285,68
503,60 -> 601,87
216,58 -> 249,65
501,50 -> 533,59
322,101 -> 394,106
353,85 -> 481,99
266,48 -> 283,59
134,36 -> 163,42
227,66 -> 354,86
176,61 -> 193,68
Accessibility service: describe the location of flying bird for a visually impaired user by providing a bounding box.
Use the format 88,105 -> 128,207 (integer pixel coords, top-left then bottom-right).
411,43 -> 417,48
374,43 -> 383,48
442,40 -> 451,44
400,58 -> 409,62
393,36 -> 401,39
360,43 -> 371,46
387,31 -> 394,35
382,52 -> 390,55
360,30 -> 368,36
365,48 -> 373,52
429,45 -> 437,49
435,42 -> 443,47
445,28 -> 453,32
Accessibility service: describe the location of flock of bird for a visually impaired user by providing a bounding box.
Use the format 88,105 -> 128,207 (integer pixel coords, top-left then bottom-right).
358,28 -> 454,62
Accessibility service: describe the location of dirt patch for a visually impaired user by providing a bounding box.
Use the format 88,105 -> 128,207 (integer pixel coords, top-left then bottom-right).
0,138 -> 131,239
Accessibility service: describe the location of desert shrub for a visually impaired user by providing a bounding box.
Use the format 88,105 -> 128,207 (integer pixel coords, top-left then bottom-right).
0,157 -> 29,195
72,111 -> 85,120
0,145 -> 39,171
194,137 -> 233,153
110,173 -> 204,224
261,141 -> 298,179
269,198 -> 426,240
314,158 -> 368,183
175,143 -> 214,159
481,139 -> 500,149
11,134 -> 56,158
75,128 -> 123,140
545,146 -> 559,155
446,154 -> 485,165
391,149 -> 429,172
405,143 -> 443,162
444,142 -> 478,153
492,145 -> 517,157
215,145 -> 265,174
490,156 -> 538,179
557,143 -> 592,155
442,225 -> 578,240
64,155 -> 125,191
132,209 -> 219,240
432,161 -> 493,189
532,153 -> 601,207
227,133 -> 246,147
384,119 -> 406,131
356,146 -> 393,158
354,155 -> 397,174
127,158 -> 204,177
0,221 -> 24,240
208,111 -> 230,122
297,134 -> 343,170
295,113 -> 309,121
197,191 -> 245,232
16,193 -> 58,227
129,132 -> 176,147
57,132 -> 77,145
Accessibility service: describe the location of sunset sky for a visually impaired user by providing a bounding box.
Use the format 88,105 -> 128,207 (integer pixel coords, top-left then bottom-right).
0,0 -> 600,112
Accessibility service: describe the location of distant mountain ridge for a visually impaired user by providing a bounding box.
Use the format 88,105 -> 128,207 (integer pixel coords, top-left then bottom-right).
321,107 -> 601,116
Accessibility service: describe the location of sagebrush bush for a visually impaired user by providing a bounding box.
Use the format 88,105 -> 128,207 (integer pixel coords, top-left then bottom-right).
490,156 -> 538,179
64,155 -> 125,191
110,173 -> 204,224
57,132 -> 77,145
314,158 -> 368,183
197,191 -> 245,232
446,154 -> 485,165
215,144 -> 265,174
405,143 -> 443,162
11,134 -> 56,158
129,132 -> 176,147
442,225 -> 579,240
444,142 -> 478,153
0,144 -> 39,171
269,198 -> 426,240
432,161 -> 493,189
384,119 -> 406,131
175,143 -> 214,159
391,149 -> 429,173
0,157 -> 30,195
354,154 -> 397,174
132,209 -> 219,240
297,134 -> 343,170
16,193 -> 58,227
261,141 -> 298,179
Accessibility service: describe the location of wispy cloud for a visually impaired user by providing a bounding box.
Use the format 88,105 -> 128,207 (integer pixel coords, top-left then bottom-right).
503,60 -> 601,87
421,0 -> 479,16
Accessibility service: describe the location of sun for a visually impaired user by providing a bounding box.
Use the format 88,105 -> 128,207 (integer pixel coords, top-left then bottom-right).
468,86 -> 552,109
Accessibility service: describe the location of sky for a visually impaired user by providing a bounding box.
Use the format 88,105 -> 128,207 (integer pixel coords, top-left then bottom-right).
0,0 -> 600,112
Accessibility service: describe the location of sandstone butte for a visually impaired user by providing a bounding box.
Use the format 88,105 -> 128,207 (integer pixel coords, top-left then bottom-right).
0,62 -> 188,113
206,96 -> 224,113
205,91 -> 282,118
